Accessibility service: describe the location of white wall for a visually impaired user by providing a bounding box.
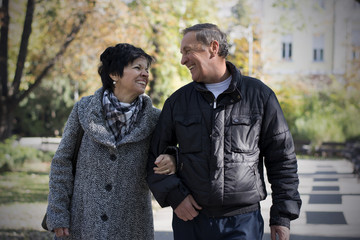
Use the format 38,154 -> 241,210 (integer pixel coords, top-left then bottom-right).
258,0 -> 360,80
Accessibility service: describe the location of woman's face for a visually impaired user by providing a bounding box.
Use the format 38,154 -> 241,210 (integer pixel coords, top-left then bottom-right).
111,57 -> 149,103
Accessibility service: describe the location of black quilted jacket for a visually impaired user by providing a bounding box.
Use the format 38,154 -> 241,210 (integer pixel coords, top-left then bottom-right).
147,62 -> 301,228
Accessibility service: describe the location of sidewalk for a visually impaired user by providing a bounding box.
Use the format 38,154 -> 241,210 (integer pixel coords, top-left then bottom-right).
153,158 -> 360,240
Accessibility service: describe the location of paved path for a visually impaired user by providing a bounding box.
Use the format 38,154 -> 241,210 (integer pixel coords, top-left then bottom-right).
153,158 -> 360,240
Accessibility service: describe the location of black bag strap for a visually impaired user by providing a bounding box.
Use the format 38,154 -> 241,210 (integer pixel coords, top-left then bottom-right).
72,127 -> 84,176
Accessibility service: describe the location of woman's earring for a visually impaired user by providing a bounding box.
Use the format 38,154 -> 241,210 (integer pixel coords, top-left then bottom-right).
113,81 -> 116,85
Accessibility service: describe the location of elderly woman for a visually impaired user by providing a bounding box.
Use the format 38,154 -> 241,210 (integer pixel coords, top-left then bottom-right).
46,43 -> 175,239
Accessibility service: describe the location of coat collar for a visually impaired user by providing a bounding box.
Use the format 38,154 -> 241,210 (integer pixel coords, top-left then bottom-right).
79,88 -> 159,149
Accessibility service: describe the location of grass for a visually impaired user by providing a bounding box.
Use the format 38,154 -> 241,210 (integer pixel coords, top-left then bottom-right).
0,161 -> 163,239
0,162 -> 50,205
0,162 -> 52,239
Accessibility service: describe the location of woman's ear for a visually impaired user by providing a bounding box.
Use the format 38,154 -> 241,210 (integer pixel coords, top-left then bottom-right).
109,73 -> 118,81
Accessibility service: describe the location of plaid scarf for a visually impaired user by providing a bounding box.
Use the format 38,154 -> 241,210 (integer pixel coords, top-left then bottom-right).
102,89 -> 143,142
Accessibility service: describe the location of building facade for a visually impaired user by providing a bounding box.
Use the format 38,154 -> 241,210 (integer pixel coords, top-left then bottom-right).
255,0 -> 360,82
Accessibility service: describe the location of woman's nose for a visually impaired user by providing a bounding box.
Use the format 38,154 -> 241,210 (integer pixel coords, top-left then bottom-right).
142,70 -> 149,77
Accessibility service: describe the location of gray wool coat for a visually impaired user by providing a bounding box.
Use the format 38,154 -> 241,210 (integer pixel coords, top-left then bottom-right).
46,88 -> 160,240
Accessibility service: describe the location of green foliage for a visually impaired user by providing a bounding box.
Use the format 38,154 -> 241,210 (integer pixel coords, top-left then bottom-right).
273,76 -> 360,146
0,170 -> 49,204
271,0 -> 306,33
231,0 -> 252,27
5,0 -> 250,137
14,76 -> 76,137
0,137 -> 54,172
273,82 -> 303,137
125,0 -> 221,108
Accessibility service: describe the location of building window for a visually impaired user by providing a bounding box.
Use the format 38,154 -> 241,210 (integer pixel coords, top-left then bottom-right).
353,50 -> 360,60
314,0 -> 325,9
354,1 -> 360,8
313,35 -> 324,62
352,30 -> 360,60
282,35 -> 292,61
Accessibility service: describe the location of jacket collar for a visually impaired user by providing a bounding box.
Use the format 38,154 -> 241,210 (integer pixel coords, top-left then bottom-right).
193,61 -> 243,103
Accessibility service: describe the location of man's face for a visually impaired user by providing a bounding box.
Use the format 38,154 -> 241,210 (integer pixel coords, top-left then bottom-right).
180,32 -> 212,83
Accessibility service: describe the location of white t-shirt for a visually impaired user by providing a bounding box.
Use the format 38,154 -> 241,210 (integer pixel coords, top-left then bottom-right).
205,76 -> 232,108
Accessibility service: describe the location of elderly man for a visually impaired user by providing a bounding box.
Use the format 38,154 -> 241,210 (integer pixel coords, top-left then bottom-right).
147,23 -> 301,240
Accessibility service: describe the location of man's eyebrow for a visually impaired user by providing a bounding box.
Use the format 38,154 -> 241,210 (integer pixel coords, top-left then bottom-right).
180,46 -> 190,53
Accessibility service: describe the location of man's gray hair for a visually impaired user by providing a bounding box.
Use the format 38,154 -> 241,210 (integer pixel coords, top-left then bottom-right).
182,23 -> 229,58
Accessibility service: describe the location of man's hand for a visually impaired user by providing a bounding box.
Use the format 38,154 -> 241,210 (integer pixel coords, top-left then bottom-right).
174,195 -> 202,221
153,154 -> 176,175
54,227 -> 70,237
270,225 -> 290,240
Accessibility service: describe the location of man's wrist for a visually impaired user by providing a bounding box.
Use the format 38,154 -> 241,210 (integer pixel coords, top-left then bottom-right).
270,216 -> 290,229
166,185 -> 189,209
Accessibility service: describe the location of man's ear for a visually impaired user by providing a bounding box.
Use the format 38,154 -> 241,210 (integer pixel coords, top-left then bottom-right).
209,40 -> 219,58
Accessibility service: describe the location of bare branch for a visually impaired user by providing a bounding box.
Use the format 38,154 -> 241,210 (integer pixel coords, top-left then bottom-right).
11,0 -> 35,97
16,13 -> 89,104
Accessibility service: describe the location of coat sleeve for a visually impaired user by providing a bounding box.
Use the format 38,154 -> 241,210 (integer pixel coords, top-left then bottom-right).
260,91 -> 302,228
146,99 -> 190,209
46,101 -> 83,231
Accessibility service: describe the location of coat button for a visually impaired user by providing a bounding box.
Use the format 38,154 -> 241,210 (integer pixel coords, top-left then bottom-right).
105,184 -> 112,192
101,214 -> 108,221
110,154 -> 116,161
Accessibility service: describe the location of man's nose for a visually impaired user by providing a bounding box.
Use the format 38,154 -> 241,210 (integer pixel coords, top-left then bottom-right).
180,54 -> 187,65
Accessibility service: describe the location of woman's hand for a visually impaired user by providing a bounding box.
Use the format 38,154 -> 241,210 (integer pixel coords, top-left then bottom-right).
54,227 -> 70,237
153,154 -> 176,175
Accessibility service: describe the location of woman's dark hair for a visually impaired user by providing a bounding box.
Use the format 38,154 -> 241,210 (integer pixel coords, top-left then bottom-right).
98,43 -> 154,91
182,23 -> 229,58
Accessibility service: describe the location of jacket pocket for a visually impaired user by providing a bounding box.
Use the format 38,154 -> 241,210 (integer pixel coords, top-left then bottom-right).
175,115 -> 202,153
230,115 -> 261,153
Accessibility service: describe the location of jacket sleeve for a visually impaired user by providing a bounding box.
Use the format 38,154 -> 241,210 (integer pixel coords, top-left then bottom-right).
260,91 -> 302,229
146,99 -> 190,209
46,101 -> 83,231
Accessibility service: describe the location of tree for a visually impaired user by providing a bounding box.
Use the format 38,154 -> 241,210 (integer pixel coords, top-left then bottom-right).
1,0 -> 233,139
126,0 -> 221,107
0,0 -> 95,141
225,0 -> 262,77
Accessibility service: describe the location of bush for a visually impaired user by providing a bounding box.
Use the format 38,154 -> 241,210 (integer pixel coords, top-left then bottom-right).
13,78 -> 75,137
0,137 -> 54,172
273,75 -> 360,147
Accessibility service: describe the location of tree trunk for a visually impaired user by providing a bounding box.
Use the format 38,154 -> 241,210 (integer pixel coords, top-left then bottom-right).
0,0 -> 10,98
11,0 -> 35,96
0,0 -> 94,141
148,24 -> 160,106
0,0 -> 34,141
0,0 -> 11,141
0,99 -> 16,141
